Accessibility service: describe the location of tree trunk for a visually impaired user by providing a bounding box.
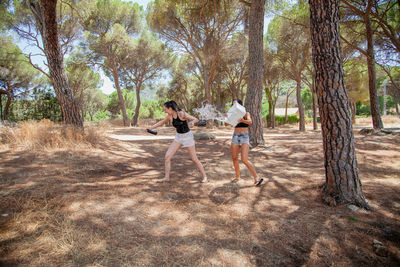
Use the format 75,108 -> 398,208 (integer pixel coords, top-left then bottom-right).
267,100 -> 272,128
111,65 -> 130,126
0,81 -> 12,121
285,91 -> 290,123
309,0 -> 370,209
351,100 -> 356,124
271,103 -> 276,128
132,83 -> 142,126
0,94 -> 2,120
31,0 -> 83,127
245,0 -> 265,147
2,93 -> 11,121
217,83 -> 221,108
312,74 -> 318,130
296,78 -> 306,131
202,69 -> 213,128
365,2 -> 383,130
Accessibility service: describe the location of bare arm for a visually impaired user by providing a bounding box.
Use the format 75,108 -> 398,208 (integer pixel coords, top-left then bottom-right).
148,115 -> 171,130
179,111 -> 198,127
237,112 -> 252,125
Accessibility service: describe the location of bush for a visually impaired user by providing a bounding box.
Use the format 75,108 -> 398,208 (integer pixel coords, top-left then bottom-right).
356,102 -> 371,116
274,114 -> 299,125
93,110 -> 110,121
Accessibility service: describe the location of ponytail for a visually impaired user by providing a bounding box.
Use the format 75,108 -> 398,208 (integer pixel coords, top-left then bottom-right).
163,100 -> 181,111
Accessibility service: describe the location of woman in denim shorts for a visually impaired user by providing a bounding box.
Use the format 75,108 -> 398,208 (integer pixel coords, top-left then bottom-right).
147,100 -> 208,183
230,100 -> 263,186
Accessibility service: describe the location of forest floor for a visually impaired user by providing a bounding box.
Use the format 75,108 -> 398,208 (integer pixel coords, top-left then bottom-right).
1,119 -> 400,266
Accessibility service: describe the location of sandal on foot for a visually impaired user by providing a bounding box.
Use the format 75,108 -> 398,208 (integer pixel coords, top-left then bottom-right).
254,178 -> 264,187
202,177 -> 209,183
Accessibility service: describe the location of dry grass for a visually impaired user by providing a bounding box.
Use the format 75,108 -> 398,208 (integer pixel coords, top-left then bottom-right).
0,119 -> 104,151
356,115 -> 400,126
1,122 -> 399,266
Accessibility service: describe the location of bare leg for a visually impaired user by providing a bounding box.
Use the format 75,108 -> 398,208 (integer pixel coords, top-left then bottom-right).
231,143 -> 241,180
186,146 -> 207,182
240,143 -> 258,183
164,141 -> 182,181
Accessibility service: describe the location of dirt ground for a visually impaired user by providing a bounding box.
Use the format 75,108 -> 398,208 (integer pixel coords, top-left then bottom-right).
1,123 -> 400,266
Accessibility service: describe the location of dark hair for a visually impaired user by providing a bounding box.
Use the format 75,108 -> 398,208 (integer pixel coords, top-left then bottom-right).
164,100 -> 181,111
232,99 -> 243,106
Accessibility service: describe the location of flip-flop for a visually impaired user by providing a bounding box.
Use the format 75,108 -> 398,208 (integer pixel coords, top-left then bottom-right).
201,177 -> 209,183
157,178 -> 170,183
255,178 -> 264,187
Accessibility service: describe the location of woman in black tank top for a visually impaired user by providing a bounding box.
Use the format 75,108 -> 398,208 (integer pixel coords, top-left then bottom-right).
147,100 -> 208,183
230,100 -> 263,186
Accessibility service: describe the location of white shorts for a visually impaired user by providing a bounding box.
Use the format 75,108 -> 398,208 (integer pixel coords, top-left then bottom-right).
174,131 -> 195,147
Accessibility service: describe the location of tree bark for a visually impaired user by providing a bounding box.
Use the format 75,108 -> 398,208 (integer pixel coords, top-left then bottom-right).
132,82 -> 142,126
365,1 -> 383,130
0,94 -> 2,120
245,0 -> 265,147
271,103 -> 275,128
296,78 -> 306,131
267,99 -> 272,128
351,100 -> 356,124
312,74 -> 318,130
31,0 -> 83,127
0,81 -> 12,121
111,65 -> 130,126
309,0 -> 370,209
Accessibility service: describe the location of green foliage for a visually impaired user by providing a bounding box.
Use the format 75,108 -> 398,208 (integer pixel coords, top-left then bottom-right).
0,36 -> 40,95
106,90 -> 136,116
92,110 -> 110,121
118,108 -> 134,120
5,88 -> 62,122
379,95 -> 398,114
261,98 -> 269,117
349,216 -> 359,222
274,114 -> 299,125
139,100 -> 165,119
301,88 -> 312,110
356,102 -> 371,117
356,94 -> 398,117
343,57 -> 369,103
0,0 -> 14,31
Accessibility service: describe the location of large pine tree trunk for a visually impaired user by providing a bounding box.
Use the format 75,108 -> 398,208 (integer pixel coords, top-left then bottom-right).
365,1 -> 383,130
309,0 -> 370,209
245,0 -> 265,147
32,0 -> 83,127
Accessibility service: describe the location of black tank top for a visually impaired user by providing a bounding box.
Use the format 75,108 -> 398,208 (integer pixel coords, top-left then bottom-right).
235,117 -> 249,128
172,115 -> 190,133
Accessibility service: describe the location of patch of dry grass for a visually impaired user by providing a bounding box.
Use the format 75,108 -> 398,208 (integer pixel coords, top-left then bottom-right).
1,123 -> 400,266
0,119 -> 104,151
356,115 -> 400,126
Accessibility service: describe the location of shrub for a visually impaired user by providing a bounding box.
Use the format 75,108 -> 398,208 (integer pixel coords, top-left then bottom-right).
274,114 -> 299,125
93,110 -> 110,121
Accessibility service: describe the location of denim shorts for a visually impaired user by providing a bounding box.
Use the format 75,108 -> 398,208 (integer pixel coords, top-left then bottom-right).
231,133 -> 250,146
